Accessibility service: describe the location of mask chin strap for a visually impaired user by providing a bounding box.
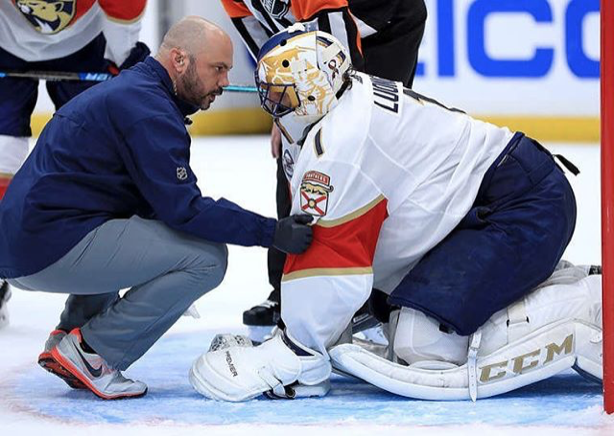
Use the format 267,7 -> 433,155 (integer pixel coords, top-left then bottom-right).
335,78 -> 351,99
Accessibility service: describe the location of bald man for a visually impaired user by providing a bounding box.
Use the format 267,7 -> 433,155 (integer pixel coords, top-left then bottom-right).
0,17 -> 312,400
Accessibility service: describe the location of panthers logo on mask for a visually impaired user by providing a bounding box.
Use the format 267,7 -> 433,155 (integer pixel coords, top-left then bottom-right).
14,0 -> 76,34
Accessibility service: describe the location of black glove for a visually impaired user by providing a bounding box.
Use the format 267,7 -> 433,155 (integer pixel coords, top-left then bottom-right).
272,215 -> 314,254
108,42 -> 151,75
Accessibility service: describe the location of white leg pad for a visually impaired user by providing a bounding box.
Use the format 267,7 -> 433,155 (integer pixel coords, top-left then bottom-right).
330,272 -> 603,400
331,318 -> 593,400
571,274 -> 603,380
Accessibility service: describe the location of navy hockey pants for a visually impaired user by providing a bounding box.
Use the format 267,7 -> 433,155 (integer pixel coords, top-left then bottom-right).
0,33 -> 108,137
388,133 -> 577,336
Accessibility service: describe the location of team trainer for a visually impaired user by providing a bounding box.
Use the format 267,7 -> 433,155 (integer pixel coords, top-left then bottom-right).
0,16 -> 312,400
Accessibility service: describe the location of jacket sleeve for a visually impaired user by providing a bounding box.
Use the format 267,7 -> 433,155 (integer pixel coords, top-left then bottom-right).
118,113 -> 277,248
98,0 -> 147,66
281,158 -> 388,354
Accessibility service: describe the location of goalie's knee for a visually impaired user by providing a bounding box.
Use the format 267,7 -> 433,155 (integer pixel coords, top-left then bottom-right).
393,307 -> 468,367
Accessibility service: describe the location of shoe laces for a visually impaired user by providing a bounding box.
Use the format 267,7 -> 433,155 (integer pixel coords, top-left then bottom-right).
259,299 -> 279,309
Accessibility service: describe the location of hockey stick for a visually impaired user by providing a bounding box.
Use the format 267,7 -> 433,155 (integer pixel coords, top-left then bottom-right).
0,70 -> 113,81
0,70 -> 258,93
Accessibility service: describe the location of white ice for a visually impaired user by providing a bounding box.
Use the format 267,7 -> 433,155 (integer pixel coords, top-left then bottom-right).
1,136 -> 612,436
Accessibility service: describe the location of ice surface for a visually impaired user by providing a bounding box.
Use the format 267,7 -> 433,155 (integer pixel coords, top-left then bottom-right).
0,137 -> 611,435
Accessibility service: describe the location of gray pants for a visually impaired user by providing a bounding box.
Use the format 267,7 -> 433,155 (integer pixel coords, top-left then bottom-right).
9,216 -> 228,370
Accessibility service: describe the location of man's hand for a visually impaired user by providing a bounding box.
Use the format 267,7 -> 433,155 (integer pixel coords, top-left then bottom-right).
271,123 -> 282,158
273,215 -> 314,254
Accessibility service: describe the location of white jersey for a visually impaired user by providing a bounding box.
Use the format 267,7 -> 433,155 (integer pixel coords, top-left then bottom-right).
280,73 -> 514,354
0,0 -> 145,64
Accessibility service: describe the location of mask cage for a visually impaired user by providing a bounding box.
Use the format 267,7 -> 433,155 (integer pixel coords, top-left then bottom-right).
255,71 -> 300,118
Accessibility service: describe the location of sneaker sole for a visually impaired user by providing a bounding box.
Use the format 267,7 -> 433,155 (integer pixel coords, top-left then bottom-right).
38,352 -> 87,390
50,347 -> 147,400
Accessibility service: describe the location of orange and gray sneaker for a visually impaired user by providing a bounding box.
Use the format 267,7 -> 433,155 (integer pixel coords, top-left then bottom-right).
38,329 -> 86,390
51,328 -> 147,400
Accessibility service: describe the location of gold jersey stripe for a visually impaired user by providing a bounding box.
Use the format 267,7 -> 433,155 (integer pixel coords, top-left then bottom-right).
282,266 -> 373,282
317,194 -> 386,228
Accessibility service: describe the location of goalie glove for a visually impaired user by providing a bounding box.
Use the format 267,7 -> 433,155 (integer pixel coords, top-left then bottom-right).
189,331 -> 331,401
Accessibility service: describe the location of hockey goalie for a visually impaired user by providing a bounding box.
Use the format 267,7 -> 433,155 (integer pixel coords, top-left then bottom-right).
189,25 -> 602,401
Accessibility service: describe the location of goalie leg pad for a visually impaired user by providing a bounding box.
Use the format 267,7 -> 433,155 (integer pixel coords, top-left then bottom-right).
570,274 -> 602,381
331,319 -> 582,400
330,271 -> 603,400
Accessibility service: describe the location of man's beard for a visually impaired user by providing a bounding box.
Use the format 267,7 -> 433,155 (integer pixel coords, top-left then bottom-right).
178,62 -> 222,109
178,62 -> 204,107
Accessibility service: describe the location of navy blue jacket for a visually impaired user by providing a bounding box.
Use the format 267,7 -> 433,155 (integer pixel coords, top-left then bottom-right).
0,57 -> 276,278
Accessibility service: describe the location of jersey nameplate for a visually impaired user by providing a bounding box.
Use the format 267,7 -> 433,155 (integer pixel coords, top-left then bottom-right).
371,76 -> 400,114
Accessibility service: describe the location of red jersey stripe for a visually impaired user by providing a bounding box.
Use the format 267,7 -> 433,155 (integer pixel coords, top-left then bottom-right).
98,0 -> 146,23
283,196 -> 388,276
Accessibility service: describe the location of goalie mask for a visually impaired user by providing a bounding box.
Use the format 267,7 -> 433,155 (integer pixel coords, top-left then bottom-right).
255,24 -> 351,126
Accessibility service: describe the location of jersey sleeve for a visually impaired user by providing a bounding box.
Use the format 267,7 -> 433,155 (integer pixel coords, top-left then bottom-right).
118,114 -> 276,248
292,0 -> 364,70
98,0 -> 146,66
281,154 -> 388,354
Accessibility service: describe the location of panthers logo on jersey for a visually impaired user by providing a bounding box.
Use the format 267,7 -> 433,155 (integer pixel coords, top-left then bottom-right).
300,170 -> 334,217
263,0 -> 289,20
14,0 -> 76,34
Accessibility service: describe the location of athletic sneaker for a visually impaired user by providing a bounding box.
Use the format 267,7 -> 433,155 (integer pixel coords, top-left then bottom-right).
38,329 -> 87,389
242,289 -> 280,326
0,280 -> 10,329
51,328 -> 147,399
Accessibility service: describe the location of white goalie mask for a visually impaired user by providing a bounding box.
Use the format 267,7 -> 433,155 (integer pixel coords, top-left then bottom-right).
255,24 -> 351,129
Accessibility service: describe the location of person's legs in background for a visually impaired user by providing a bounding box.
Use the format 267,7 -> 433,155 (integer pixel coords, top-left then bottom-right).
243,157 -> 290,334
0,33 -> 115,329
0,45 -> 39,329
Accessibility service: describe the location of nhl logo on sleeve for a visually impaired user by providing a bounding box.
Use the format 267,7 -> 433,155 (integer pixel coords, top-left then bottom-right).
176,167 -> 188,181
263,0 -> 289,19
300,170 -> 334,217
